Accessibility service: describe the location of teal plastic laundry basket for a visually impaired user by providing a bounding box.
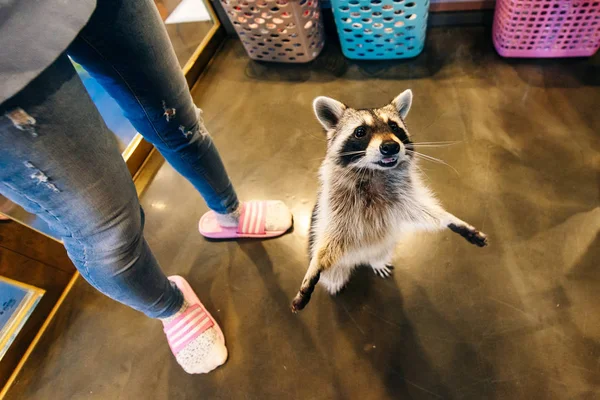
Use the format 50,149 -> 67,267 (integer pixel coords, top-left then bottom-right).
331,0 -> 430,59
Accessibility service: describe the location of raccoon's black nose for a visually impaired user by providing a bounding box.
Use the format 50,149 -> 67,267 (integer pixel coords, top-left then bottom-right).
380,141 -> 400,155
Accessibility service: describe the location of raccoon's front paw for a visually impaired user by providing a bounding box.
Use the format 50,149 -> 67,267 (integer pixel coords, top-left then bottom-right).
448,223 -> 488,247
471,230 -> 488,247
371,264 -> 394,278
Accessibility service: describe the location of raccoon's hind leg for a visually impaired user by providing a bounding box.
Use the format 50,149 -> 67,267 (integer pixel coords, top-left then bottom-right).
291,260 -> 321,313
371,262 -> 394,278
320,264 -> 353,295
291,242 -> 342,313
370,249 -> 395,279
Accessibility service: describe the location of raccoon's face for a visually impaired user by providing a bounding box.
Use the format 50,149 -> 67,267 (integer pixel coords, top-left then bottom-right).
313,90 -> 414,171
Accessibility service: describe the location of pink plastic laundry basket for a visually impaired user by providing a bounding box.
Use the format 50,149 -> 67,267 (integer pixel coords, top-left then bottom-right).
493,0 -> 600,58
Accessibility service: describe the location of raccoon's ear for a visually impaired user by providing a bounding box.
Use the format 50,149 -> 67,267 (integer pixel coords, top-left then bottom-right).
392,89 -> 413,119
313,96 -> 347,131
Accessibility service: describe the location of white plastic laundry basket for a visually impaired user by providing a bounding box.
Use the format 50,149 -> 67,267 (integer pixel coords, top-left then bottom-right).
221,0 -> 326,62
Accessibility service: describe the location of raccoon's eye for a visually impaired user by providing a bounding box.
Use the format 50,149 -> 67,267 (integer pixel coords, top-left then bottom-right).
354,126 -> 367,138
388,121 -> 401,133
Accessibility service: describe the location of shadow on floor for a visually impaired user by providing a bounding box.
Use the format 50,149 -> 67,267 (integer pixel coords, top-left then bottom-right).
242,26 -> 600,88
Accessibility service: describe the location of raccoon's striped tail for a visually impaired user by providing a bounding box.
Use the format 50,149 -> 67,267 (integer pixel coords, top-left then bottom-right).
291,265 -> 322,313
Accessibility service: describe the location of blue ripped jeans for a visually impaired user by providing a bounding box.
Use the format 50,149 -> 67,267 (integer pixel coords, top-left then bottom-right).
0,0 -> 239,318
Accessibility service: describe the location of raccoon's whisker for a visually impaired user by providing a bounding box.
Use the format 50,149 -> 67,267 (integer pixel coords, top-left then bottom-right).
305,131 -> 328,142
414,145 -> 458,149
413,162 -> 431,181
335,164 -> 357,184
411,144 -> 460,149
413,152 -> 448,165
406,150 -> 460,176
411,140 -> 461,144
357,167 -> 370,197
418,111 -> 448,133
338,150 -> 367,157
359,165 -> 369,182
349,166 -> 365,184
332,152 -> 367,167
410,141 -> 462,148
412,154 -> 460,176
408,150 -> 449,166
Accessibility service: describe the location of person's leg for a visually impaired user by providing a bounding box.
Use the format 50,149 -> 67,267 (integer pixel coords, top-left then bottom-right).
0,53 -> 226,373
66,0 -> 292,237
68,0 -> 236,214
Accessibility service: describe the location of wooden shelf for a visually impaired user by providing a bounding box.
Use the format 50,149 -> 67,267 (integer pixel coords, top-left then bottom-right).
0,221 -> 77,398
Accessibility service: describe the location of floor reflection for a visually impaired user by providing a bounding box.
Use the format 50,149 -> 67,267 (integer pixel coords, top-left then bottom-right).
156,0 -> 214,67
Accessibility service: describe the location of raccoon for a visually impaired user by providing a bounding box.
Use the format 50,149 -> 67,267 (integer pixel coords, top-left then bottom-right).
291,90 -> 488,313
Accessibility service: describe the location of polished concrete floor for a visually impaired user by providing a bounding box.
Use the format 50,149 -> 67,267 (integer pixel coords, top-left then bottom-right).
7,27 -> 600,399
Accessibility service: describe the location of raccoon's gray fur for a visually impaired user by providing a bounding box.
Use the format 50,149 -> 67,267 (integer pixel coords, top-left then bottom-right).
291,90 -> 488,312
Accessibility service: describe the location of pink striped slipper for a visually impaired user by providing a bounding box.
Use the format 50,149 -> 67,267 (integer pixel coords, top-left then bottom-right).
163,276 -> 227,374
198,200 -> 292,239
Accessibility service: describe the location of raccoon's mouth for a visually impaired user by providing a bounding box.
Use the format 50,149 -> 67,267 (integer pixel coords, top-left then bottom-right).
377,156 -> 399,168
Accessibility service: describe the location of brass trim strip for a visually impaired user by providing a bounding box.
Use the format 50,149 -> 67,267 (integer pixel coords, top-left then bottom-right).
122,133 -> 144,163
183,25 -> 227,87
132,148 -> 165,197
0,211 -> 62,244
183,0 -> 227,87
124,134 -> 154,176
